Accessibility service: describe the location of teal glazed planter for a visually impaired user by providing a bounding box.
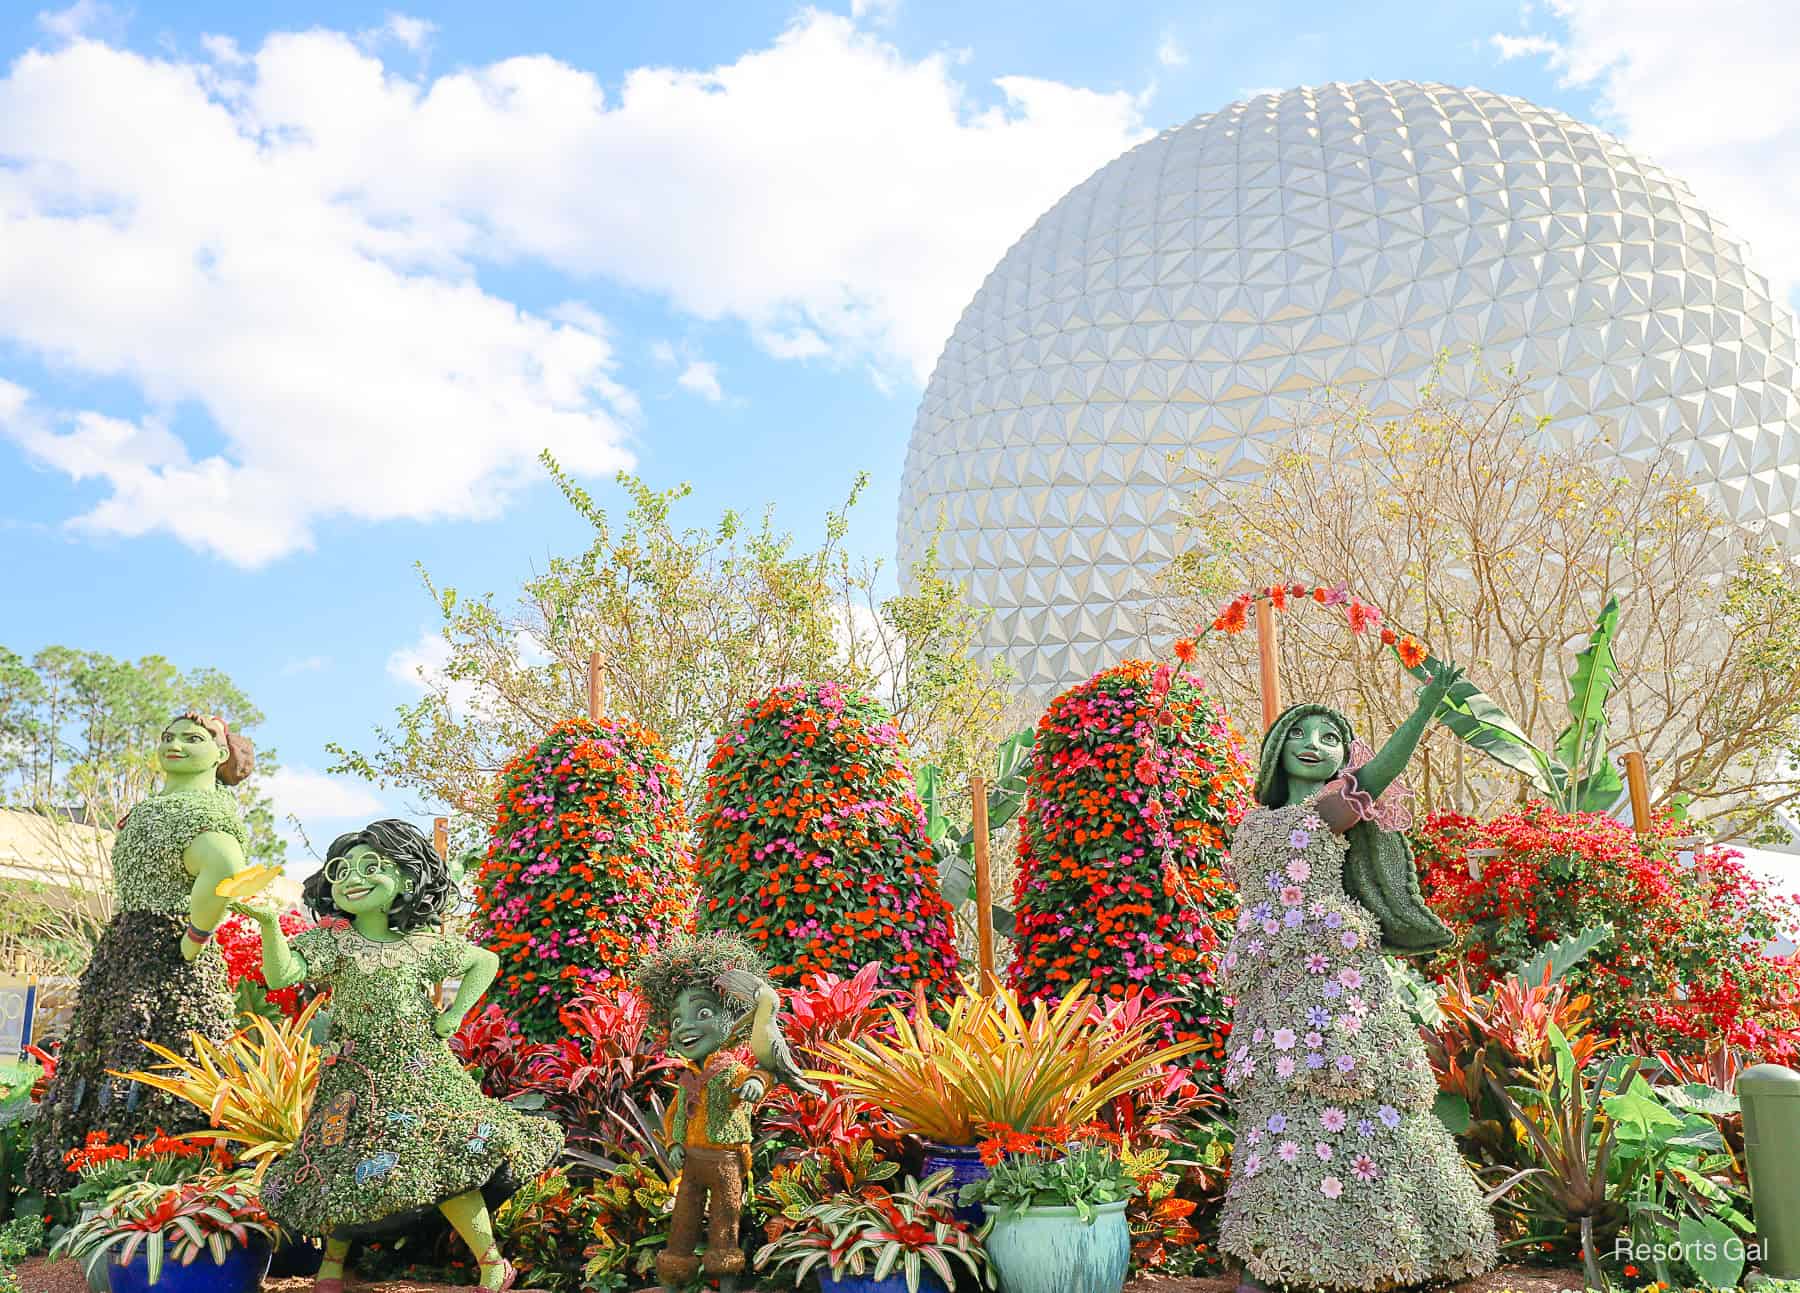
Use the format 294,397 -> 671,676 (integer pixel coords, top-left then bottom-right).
920,1142 -> 989,1226
983,1200 -> 1130,1293
106,1236 -> 271,1293
820,1271 -> 949,1293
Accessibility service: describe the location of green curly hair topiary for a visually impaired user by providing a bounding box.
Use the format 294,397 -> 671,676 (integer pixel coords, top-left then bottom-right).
632,930 -> 766,1027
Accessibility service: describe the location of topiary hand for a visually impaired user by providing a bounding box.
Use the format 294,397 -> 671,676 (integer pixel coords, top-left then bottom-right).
433,1010 -> 463,1039
1418,659 -> 1465,707
226,898 -> 282,927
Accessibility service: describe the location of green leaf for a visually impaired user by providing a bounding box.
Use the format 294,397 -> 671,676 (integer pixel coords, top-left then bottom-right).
1679,1211 -> 1744,1289
1404,652 -> 1555,794
1553,595 -> 1622,810
917,765 -> 951,847
1433,1091 -> 1471,1135
1515,922 -> 1613,988
1661,1083 -> 1739,1118
1388,958 -> 1446,1029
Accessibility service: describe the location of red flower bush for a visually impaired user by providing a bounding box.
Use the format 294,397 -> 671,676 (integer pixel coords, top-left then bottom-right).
1414,802 -> 1800,1063
1007,660 -> 1253,1087
475,717 -> 697,1039
694,682 -> 958,993
216,909 -> 321,1019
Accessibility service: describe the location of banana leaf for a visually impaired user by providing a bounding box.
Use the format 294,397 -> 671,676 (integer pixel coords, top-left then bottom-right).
1551,595 -> 1624,812
1404,651 -> 1557,793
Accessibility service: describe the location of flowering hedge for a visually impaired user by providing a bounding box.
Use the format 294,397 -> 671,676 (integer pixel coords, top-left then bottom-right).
475,717 -> 696,1039
1414,803 -> 1800,1062
1007,661 -> 1253,1083
694,681 -> 959,992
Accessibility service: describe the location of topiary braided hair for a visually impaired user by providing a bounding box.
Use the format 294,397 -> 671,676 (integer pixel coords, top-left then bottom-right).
302,818 -> 456,932
632,931 -> 766,1028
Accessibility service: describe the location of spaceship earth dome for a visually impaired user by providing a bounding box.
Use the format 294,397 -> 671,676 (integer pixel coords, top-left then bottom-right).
897,80 -> 1800,700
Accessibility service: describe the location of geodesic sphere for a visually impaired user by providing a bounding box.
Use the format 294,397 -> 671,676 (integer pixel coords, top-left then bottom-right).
897,80 -> 1800,700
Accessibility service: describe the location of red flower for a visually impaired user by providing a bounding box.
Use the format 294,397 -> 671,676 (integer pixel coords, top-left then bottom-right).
1396,635 -> 1427,668
1220,600 -> 1248,634
1269,585 -> 1288,610
1380,627 -> 1397,646
1173,638 -> 1196,665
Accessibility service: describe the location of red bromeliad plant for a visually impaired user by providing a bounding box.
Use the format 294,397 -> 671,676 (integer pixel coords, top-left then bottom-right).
450,1003 -> 540,1099
695,682 -> 959,993
779,962 -> 895,1056
1007,661 -> 1252,1086
1414,804 -> 1800,1062
476,717 -> 697,1039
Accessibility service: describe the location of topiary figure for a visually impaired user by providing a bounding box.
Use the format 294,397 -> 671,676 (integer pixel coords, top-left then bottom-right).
476,717 -> 696,1040
695,681 -> 959,994
1007,660 -> 1253,1084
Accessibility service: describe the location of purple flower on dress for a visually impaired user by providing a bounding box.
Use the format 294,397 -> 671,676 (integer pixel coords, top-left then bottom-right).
1266,1113 -> 1287,1133
1263,873 -> 1284,893
1323,911 -> 1343,929
1276,1056 -> 1296,1078
1247,1128 -> 1264,1145
1249,939 -> 1266,956
1305,1031 -> 1324,1050
1307,1005 -> 1330,1028
1322,981 -> 1343,999
1273,1028 -> 1296,1050
1289,829 -> 1312,850
1233,1044 -> 1251,1063
1253,1027 -> 1266,1043
1224,950 -> 1239,970
1280,885 -> 1304,907
1337,1013 -> 1364,1036
1315,1141 -> 1333,1161
1378,1105 -> 1401,1129
1284,909 -> 1304,928
1340,929 -> 1360,951
1278,1141 -> 1300,1163
1321,1107 -> 1348,1132
1335,1054 -> 1357,1073
1238,911 -> 1255,932
1352,1153 -> 1379,1182
1306,1053 -> 1326,1069
1286,859 -> 1311,883
1252,902 -> 1273,923
1262,919 -> 1281,935
1356,1118 -> 1375,1137
1304,814 -> 1324,830
1338,967 -> 1364,990
1321,1176 -> 1343,1200
1305,953 -> 1330,974
1244,1151 -> 1265,1176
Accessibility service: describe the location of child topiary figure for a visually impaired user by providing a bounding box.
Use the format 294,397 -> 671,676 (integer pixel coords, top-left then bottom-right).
634,931 -> 816,1293
1007,660 -> 1253,1084
476,717 -> 696,1039
695,681 -> 958,994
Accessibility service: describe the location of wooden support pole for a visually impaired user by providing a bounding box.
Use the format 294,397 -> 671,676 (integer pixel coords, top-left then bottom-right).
433,816 -> 449,862
587,650 -> 605,722
1256,596 -> 1281,732
971,774 -> 996,997
1623,751 -> 1652,835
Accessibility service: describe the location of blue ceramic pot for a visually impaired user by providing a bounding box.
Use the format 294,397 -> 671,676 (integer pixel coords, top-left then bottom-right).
919,1142 -> 989,1226
982,1200 -> 1130,1293
106,1235 -> 271,1293
821,1270 -> 949,1293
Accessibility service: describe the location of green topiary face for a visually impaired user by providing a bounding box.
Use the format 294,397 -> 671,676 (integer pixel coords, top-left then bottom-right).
325,844 -> 409,916
157,717 -> 226,779
668,986 -> 732,1063
1279,715 -> 1348,793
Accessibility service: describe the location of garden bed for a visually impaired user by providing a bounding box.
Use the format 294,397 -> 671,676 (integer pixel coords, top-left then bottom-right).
16,1258 -> 1591,1293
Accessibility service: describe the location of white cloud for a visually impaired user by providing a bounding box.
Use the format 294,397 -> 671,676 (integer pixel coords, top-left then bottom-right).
0,12 -> 1146,563
1156,31 -> 1189,68
1489,32 -> 1563,60
281,654 -> 329,674
850,0 -> 902,24
264,766 -> 385,821
677,360 -> 725,402
1494,0 -> 1800,305
379,13 -> 436,52
35,1 -> 125,42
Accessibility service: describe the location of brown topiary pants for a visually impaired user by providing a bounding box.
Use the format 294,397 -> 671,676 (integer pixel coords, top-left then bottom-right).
657,1145 -> 747,1287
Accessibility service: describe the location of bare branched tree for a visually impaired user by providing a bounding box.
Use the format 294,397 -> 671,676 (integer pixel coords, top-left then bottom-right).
1153,362 -> 1800,840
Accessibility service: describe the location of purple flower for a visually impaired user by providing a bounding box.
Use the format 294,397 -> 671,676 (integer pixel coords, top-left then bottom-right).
1244,1151 -> 1265,1176
1338,967 -> 1364,990
1307,1005 -> 1330,1027
1262,919 -> 1281,935
1266,1113 -> 1287,1133
1289,829 -> 1312,850
1340,930 -> 1360,951
1321,1106 -> 1348,1132
1322,981 -> 1343,999
1352,1153 -> 1379,1182
1378,1105 -> 1401,1129
1305,953 -> 1330,975
1276,1056 -> 1296,1078
1323,911 -> 1343,929
1335,1054 -> 1357,1073
1356,1118 -> 1375,1137
1286,859 -> 1311,883
1315,1141 -> 1333,1161
1278,1140 -> 1300,1163
1284,909 -> 1304,928
1305,1030 -> 1324,1050
1306,1053 -> 1326,1069
1246,1128 -> 1264,1145
1263,873 -> 1284,893
1273,1028 -> 1297,1051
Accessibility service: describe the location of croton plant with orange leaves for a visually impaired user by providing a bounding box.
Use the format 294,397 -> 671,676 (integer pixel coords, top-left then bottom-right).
694,681 -> 959,994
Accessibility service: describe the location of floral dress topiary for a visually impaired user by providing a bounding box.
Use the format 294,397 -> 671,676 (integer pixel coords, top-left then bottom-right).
1217,791 -> 1497,1290
260,923 -> 563,1238
25,788 -> 243,1191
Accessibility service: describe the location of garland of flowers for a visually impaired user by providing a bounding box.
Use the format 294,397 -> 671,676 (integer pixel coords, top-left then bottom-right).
474,717 -> 697,1040
1181,581 -> 1428,669
1007,661 -> 1252,1083
694,681 -> 959,994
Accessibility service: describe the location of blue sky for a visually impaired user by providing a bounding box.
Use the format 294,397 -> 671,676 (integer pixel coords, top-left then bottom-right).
3,0 -> 1795,861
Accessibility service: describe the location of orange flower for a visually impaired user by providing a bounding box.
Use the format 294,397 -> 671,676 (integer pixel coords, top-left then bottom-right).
1396,634 -> 1427,668
1173,637 -> 1197,665
1220,600 -> 1248,634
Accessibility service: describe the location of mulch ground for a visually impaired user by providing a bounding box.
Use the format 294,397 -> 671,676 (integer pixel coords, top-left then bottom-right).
15,1258 -> 1589,1293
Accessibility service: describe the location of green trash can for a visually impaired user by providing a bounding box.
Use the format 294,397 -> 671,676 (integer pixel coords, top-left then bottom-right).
1740,1063 -> 1800,1281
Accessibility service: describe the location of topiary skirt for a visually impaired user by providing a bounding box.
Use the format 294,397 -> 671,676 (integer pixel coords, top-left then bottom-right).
25,910 -> 236,1191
